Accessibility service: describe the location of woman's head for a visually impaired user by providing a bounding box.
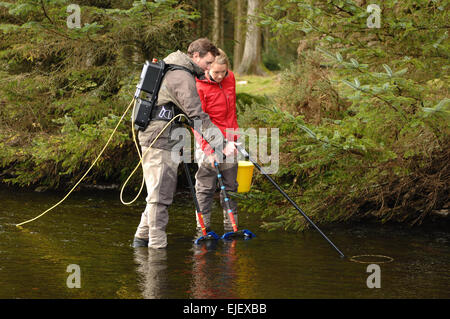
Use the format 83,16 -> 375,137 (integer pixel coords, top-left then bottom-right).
209,48 -> 229,83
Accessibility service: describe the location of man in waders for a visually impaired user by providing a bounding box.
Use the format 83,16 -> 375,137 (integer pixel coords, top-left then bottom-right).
133,38 -> 236,249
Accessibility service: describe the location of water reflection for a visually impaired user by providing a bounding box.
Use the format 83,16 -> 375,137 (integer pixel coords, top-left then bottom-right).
133,247 -> 168,299
190,239 -> 234,299
189,232 -> 263,299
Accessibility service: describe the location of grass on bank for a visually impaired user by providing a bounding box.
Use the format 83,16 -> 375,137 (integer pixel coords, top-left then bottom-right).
235,73 -> 280,97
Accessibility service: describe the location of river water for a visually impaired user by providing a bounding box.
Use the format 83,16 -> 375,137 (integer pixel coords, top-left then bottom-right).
0,185 -> 449,299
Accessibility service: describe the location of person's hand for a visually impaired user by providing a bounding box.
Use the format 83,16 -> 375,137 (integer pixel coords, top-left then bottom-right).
205,142 -> 237,168
206,153 -> 218,168
223,141 -> 237,157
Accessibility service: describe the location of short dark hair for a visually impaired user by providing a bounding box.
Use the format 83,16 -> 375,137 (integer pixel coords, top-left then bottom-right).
187,38 -> 219,58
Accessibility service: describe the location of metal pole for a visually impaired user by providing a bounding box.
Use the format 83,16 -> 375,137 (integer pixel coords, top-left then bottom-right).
182,160 -> 208,236
237,144 -> 345,258
213,161 -> 239,232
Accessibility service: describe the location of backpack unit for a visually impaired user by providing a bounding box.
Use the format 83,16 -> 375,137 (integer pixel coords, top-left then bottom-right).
133,59 -> 194,131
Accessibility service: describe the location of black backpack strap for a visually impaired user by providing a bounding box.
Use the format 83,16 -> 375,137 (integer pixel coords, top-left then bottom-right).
165,64 -> 196,77
157,64 -> 198,124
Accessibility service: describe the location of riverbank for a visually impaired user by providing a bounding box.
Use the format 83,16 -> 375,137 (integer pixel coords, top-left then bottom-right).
2,175 -> 448,232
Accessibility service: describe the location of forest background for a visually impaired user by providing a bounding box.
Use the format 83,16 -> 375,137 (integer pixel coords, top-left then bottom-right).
0,0 -> 448,231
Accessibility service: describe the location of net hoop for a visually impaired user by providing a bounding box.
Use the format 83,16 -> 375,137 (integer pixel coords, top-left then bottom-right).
349,254 -> 394,264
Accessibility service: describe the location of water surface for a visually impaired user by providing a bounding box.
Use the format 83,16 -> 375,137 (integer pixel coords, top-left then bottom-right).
1,186 -> 448,299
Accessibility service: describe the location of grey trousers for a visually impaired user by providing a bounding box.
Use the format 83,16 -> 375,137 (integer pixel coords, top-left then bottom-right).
194,162 -> 239,231
134,147 -> 180,249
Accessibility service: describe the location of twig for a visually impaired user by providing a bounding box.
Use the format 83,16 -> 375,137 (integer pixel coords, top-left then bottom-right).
40,0 -> 54,24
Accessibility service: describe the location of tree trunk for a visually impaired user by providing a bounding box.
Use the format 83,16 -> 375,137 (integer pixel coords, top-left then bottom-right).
233,0 -> 244,70
201,0 -> 208,38
212,0 -> 224,48
220,1 -> 224,48
236,0 -> 266,75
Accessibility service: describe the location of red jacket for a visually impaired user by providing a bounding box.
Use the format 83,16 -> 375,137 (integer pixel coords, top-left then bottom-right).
194,70 -> 239,155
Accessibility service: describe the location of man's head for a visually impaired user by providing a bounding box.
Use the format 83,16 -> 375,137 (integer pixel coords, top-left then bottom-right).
187,38 -> 220,72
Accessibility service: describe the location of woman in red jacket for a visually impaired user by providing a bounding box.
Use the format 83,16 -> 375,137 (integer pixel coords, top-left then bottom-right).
193,49 -> 239,232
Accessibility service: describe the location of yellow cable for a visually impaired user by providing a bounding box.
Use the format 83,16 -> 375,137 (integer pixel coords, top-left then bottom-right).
16,98 -> 135,228
118,99 -> 145,205
119,112 -> 187,205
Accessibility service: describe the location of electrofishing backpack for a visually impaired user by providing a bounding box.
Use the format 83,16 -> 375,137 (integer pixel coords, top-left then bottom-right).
133,58 -> 194,131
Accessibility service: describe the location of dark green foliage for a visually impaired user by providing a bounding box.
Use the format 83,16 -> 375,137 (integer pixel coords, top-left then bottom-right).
236,92 -> 270,113
262,50 -> 281,71
236,0 -> 449,230
0,0 -> 199,189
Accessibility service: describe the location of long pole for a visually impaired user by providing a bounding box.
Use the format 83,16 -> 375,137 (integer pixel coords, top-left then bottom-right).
213,161 -> 239,233
182,161 -> 207,236
236,144 -> 345,258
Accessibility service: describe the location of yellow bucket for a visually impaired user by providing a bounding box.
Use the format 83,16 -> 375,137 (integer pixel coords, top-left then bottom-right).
236,161 -> 254,193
